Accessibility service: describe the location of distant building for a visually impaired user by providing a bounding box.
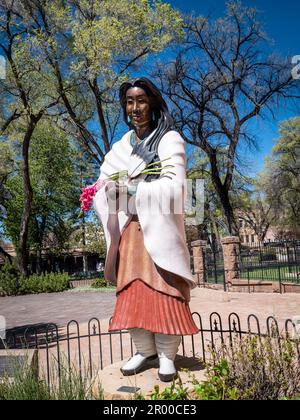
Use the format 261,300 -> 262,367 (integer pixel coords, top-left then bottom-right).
237,213 -> 299,245
238,218 -> 277,246
0,243 -> 103,275
0,243 -> 16,264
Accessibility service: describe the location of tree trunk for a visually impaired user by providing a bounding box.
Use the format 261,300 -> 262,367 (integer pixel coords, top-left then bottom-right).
216,187 -> 238,236
208,204 -> 222,251
90,79 -> 110,154
223,198 -> 238,236
36,248 -> 42,275
18,119 -> 38,276
34,216 -> 46,275
209,153 -> 238,236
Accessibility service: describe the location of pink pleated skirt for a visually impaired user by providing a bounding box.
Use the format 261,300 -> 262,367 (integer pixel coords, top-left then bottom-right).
108,279 -> 199,335
108,216 -> 199,336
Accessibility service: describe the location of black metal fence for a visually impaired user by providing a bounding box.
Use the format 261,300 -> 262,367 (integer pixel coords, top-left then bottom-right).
240,240 -> 300,284
1,312 -> 299,386
195,240 -> 300,292
206,246 -> 225,285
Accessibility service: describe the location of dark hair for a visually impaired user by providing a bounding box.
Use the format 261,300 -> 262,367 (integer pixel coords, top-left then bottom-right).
119,77 -> 173,180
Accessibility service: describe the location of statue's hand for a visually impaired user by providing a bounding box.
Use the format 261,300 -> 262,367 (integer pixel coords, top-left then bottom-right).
105,180 -> 118,200
115,178 -> 129,196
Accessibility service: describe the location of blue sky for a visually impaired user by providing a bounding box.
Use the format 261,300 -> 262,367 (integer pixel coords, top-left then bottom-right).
167,0 -> 300,175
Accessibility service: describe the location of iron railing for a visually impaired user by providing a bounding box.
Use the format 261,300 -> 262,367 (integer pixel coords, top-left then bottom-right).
193,240 -> 300,292
1,312 -> 299,386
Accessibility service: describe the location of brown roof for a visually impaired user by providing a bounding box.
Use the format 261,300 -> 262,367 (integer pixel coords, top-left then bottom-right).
0,244 -> 16,264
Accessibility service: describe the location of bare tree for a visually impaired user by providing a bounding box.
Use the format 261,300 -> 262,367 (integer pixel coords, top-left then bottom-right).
238,197 -> 274,243
155,1 -> 299,235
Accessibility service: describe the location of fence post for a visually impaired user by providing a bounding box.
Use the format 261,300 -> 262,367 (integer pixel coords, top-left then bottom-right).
221,236 -> 241,288
247,267 -> 251,294
223,269 -> 227,292
259,241 -> 264,281
293,240 -> 300,273
278,265 -> 282,294
191,240 -> 208,287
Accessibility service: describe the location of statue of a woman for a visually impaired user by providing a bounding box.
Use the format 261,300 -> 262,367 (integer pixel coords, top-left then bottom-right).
93,77 -> 198,382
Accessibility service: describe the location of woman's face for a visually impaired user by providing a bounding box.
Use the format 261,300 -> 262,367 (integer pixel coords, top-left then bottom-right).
126,87 -> 151,128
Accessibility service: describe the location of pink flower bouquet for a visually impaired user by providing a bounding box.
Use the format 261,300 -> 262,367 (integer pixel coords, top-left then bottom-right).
79,158 -> 174,217
79,179 -> 107,217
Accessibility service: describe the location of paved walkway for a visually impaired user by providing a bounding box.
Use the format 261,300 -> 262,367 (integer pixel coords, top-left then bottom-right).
1,287 -> 300,333
189,288 -> 300,325
2,287 -> 299,384
0,290 -> 116,331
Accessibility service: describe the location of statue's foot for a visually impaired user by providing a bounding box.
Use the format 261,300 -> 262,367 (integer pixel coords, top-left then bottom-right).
158,357 -> 178,382
120,353 -> 157,376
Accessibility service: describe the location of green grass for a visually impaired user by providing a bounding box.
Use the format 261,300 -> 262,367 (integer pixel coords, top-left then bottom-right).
0,354 -> 104,400
240,265 -> 300,283
203,265 -> 300,285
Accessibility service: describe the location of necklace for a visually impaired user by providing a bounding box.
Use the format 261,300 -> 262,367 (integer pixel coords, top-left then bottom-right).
130,129 -> 156,147
130,131 -> 142,146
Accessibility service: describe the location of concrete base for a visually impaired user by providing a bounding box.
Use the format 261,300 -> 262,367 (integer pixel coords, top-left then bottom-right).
282,283 -> 300,293
228,280 -> 300,293
0,349 -> 38,382
228,280 -> 274,293
96,355 -> 205,400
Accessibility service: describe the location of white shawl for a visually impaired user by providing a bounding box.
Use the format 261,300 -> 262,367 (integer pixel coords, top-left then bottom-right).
93,129 -> 196,289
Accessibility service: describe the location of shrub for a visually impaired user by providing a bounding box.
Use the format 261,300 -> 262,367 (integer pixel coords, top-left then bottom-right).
151,381 -> 189,400
19,272 -> 69,294
0,366 -> 51,400
194,334 -> 300,400
0,355 -> 104,400
140,334 -> 300,400
91,277 -> 107,288
0,264 -> 70,296
0,262 -> 21,296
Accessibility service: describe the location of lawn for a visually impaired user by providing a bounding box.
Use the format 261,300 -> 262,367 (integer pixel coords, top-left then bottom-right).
204,265 -> 300,284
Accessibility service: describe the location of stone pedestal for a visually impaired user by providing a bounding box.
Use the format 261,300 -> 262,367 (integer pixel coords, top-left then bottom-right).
0,349 -> 38,382
191,240 -> 208,285
95,355 -> 205,400
221,236 -> 240,286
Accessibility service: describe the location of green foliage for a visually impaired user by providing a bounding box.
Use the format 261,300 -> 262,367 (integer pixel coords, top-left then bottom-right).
68,218 -> 107,257
0,355 -> 104,400
150,377 -> 189,400
0,0 -> 184,265
193,359 -> 240,400
2,120 -> 84,251
0,262 -> 20,296
90,277 -> 107,288
0,263 -> 69,295
260,117 -> 300,233
70,0 -> 183,79
0,367 -> 51,401
19,272 -> 69,295
195,335 -> 300,400
136,334 -> 300,401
